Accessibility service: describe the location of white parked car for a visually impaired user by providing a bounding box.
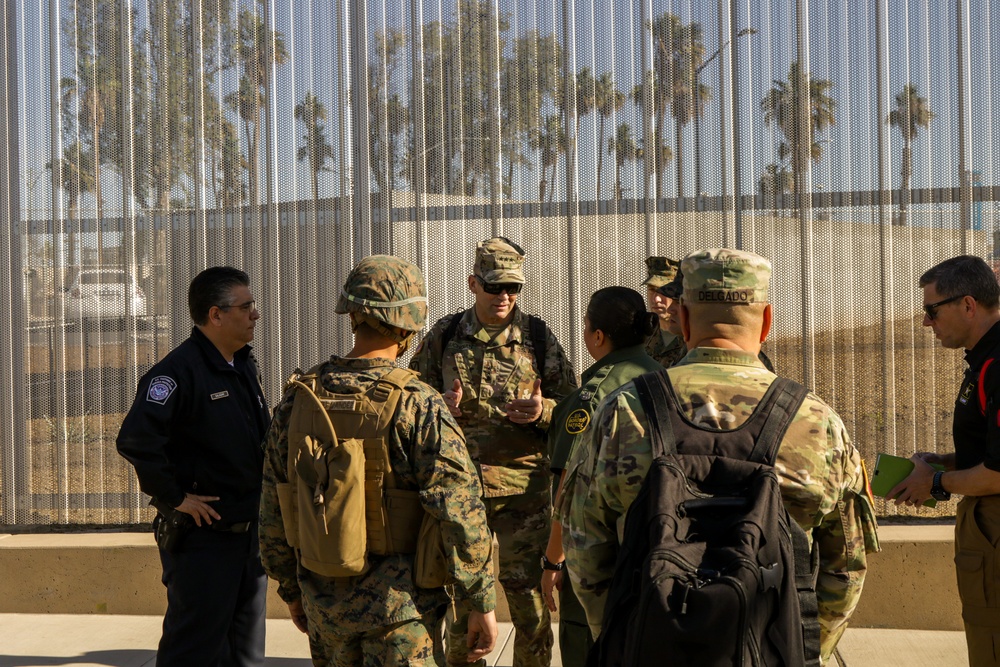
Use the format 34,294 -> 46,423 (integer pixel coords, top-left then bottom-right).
62,268 -> 147,324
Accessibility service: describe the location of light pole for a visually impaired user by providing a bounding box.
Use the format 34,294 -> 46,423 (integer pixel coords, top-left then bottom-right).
692,27 -> 756,198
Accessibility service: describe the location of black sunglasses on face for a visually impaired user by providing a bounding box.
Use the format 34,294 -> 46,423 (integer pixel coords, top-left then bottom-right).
476,276 -> 522,295
923,294 -> 965,320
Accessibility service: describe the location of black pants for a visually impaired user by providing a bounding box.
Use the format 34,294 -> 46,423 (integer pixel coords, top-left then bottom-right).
156,524 -> 267,667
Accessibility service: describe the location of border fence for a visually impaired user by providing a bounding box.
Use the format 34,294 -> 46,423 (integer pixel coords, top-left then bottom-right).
2,0 -> 999,526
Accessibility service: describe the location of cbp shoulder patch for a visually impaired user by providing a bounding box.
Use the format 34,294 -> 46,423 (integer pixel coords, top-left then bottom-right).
147,376 -> 177,405
565,408 -> 591,434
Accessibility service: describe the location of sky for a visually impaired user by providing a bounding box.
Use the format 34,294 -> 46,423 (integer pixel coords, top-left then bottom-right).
14,0 -> 1000,230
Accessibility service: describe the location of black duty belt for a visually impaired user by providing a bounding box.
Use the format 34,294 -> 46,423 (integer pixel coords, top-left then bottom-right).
206,520 -> 253,534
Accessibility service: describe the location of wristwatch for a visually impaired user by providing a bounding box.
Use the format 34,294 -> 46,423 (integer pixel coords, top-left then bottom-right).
931,470 -> 952,502
541,556 -> 565,572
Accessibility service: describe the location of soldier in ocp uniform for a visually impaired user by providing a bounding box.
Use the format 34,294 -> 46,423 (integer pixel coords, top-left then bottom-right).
410,237 -> 577,667
660,268 -> 776,372
541,286 -> 661,667
562,248 -> 879,664
259,255 -> 498,666
642,256 -> 686,367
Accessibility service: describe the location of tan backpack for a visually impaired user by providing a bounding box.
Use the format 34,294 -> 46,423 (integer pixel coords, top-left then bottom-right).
275,366 -> 448,582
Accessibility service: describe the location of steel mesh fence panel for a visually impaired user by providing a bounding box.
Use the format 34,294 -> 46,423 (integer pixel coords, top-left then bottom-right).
2,0 -> 996,525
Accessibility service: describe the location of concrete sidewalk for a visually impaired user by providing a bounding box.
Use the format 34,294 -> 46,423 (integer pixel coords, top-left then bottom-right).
0,614 -> 971,667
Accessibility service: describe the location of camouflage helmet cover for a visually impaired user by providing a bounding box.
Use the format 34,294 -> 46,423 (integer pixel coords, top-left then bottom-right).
658,268 -> 684,300
681,248 -> 771,304
474,237 -> 526,284
335,254 -> 428,332
644,256 -> 680,288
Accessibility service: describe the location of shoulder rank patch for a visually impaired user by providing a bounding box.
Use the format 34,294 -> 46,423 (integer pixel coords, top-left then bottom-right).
147,376 -> 177,405
565,408 -> 591,434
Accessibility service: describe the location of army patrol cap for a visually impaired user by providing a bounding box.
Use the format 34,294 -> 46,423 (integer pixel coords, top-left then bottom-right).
335,255 -> 428,332
474,237 -> 526,284
658,268 -> 684,300
681,248 -> 770,304
644,256 -> 680,288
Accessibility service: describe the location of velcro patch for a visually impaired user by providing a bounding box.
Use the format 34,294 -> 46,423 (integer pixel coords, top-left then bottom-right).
147,376 -> 177,405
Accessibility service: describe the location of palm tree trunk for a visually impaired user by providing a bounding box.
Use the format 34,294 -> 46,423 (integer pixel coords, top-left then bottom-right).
898,140 -> 912,226
596,114 -> 606,201
675,121 -> 684,199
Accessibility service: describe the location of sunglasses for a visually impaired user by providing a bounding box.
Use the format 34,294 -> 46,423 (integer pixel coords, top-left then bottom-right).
476,276 -> 522,295
923,294 -> 965,321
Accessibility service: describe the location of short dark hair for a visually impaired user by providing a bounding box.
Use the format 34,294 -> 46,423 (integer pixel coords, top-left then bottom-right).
919,255 -> 1000,309
586,286 -> 658,349
188,266 -> 251,325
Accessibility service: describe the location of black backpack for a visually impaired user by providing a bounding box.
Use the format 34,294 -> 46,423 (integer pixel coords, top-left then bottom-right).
588,369 -> 820,667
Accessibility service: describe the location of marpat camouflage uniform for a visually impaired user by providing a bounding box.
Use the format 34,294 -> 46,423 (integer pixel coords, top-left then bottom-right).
411,304 -> 577,666
260,356 -> 496,666
643,329 -> 686,367
562,249 -> 879,665
260,255 -> 495,667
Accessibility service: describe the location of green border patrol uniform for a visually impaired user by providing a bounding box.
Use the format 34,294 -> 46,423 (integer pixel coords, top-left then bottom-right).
548,344 -> 661,667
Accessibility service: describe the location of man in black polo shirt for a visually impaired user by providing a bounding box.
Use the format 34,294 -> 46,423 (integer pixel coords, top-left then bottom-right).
117,267 -> 271,666
891,255 -> 1000,666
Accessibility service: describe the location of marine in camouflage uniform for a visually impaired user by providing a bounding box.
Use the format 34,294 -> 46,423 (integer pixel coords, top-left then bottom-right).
562,249 -> 880,664
259,255 -> 497,667
642,256 -> 685,367
410,238 -> 577,667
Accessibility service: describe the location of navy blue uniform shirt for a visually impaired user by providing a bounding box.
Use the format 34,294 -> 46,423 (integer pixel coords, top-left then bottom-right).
117,327 -> 271,522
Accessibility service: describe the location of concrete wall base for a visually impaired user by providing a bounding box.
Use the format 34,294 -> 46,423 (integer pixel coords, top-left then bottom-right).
0,524 -> 959,629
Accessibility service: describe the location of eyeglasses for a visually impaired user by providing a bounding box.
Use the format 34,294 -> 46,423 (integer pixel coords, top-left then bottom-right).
218,300 -> 257,313
923,294 -> 965,321
476,276 -> 522,295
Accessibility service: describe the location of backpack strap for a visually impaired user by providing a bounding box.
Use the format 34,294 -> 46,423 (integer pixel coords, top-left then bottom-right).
528,314 -> 548,372
740,376 -> 819,667
979,358 -> 996,415
632,369 -> 677,459
746,377 -> 809,466
441,312 -> 464,351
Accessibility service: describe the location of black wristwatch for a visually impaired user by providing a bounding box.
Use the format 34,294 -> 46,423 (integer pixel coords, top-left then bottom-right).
541,556 -> 565,572
931,470 -> 952,502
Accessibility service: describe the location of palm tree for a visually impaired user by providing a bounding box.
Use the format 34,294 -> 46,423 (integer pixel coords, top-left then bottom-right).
232,9 -> 288,208
570,66 -> 596,134
759,163 -> 794,207
637,13 -> 705,199
595,72 -> 625,201
48,142 -> 97,266
294,92 -> 335,203
61,58 -> 119,259
608,122 -> 639,201
889,83 -> 934,226
761,61 -> 836,193
533,114 -> 566,203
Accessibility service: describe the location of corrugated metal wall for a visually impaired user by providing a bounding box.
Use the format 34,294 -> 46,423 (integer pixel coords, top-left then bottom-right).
2,0 -> 995,525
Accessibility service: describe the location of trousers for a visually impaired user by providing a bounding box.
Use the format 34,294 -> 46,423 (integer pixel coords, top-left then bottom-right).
956,495 -> 1000,666
156,524 -> 267,667
447,490 -> 553,667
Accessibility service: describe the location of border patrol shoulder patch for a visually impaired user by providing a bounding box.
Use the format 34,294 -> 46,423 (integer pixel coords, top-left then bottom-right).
565,408 -> 591,434
147,376 -> 178,405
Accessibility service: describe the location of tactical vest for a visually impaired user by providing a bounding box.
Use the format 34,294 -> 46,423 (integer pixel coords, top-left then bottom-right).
276,366 -> 427,578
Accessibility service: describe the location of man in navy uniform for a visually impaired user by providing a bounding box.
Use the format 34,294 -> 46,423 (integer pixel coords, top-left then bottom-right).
117,266 -> 271,666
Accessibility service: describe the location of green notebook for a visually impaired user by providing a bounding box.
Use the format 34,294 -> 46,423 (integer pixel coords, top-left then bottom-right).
870,453 -> 945,508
